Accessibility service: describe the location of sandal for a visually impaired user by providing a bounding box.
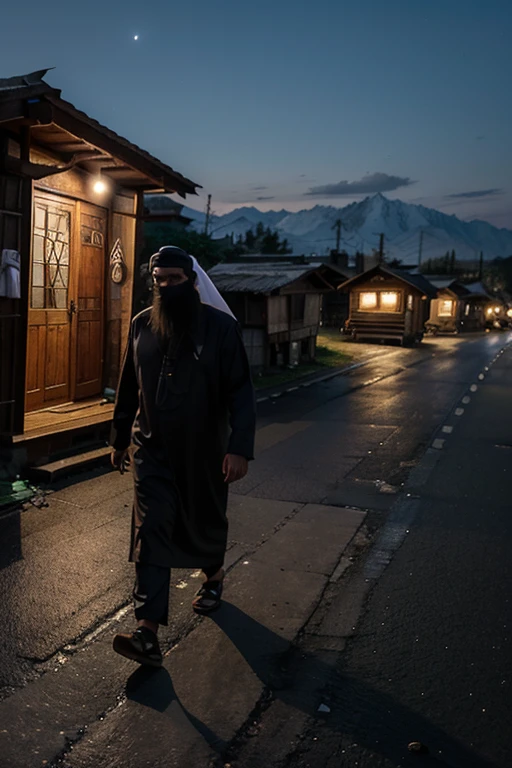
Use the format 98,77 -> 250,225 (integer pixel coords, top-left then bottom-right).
113,627 -> 163,667
192,579 -> 223,614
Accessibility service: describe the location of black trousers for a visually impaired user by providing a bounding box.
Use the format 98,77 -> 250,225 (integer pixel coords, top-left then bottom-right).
133,561 -> 223,626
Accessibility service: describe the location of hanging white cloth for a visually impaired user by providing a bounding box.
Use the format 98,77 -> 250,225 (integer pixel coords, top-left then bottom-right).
0,249 -> 21,299
190,254 -> 235,319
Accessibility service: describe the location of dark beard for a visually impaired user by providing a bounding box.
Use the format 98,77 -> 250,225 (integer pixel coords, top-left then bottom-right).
149,291 -> 172,341
149,288 -> 200,341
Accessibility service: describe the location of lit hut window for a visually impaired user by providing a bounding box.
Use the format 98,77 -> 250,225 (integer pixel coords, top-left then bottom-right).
465,304 -> 470,316
380,292 -> 399,311
439,299 -> 454,317
359,292 -> 377,310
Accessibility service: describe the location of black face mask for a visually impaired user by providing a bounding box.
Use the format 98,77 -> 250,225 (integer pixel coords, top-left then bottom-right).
157,280 -> 199,326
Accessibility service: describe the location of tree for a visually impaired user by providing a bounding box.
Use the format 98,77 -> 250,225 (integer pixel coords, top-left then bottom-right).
245,229 -> 256,250
261,229 -> 281,254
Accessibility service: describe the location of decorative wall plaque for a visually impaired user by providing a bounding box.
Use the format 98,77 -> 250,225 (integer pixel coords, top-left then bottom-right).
109,238 -> 127,285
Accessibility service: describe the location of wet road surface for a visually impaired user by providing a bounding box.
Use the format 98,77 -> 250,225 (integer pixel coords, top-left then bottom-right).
0,332 -> 510,767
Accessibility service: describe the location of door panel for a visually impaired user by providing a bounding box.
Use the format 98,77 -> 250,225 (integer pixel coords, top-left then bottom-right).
26,197 -> 74,412
74,204 -> 106,400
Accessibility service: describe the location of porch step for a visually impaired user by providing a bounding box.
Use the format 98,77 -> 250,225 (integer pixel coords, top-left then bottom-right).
28,446 -> 112,483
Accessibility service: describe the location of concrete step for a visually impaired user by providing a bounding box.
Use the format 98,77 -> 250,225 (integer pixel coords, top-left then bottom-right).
28,445 -> 112,483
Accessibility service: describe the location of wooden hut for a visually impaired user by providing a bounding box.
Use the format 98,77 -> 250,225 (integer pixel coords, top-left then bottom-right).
339,265 -> 437,345
0,70 -> 199,473
208,262 -> 337,369
425,278 -> 473,334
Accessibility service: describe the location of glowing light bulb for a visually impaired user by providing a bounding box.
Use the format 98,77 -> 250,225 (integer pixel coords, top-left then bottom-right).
94,179 -> 107,194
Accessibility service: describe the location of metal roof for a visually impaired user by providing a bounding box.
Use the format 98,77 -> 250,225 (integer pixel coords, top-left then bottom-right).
0,70 -> 200,196
208,263 -> 334,294
464,281 -> 493,298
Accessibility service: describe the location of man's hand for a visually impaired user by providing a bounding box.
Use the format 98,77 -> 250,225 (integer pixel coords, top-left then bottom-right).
223,454 -> 248,484
111,448 -> 130,474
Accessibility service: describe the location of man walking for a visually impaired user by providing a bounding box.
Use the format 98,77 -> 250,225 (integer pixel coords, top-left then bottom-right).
111,246 -> 256,667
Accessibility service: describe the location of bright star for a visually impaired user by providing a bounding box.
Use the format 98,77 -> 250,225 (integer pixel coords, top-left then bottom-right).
134,35 -> 139,41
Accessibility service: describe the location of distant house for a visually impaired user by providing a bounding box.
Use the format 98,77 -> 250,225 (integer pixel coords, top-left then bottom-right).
208,262 -> 338,369
425,278 -> 474,334
143,198 -> 194,231
0,70 -> 199,474
339,265 -> 437,345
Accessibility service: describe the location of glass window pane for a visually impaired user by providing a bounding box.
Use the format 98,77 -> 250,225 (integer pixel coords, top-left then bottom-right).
380,292 -> 398,311
32,263 -> 44,287
32,287 -> 45,308
439,300 -> 453,317
33,235 -> 45,262
54,289 -> 67,309
34,205 -> 46,230
359,292 -> 377,309
53,266 -> 68,289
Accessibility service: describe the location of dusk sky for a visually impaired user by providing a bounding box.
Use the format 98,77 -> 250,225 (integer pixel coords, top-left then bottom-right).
2,0 -> 511,227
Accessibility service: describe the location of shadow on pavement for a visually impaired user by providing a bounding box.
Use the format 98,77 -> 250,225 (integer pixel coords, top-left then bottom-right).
125,664 -> 224,750
208,602 -> 497,768
121,601 -> 497,765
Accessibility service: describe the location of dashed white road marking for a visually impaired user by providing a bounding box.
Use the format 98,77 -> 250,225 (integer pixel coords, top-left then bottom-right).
470,384 -> 478,392
462,396 -> 471,404
432,438 -> 445,450
478,374 -> 485,380
442,426 -> 453,434
455,408 -> 464,416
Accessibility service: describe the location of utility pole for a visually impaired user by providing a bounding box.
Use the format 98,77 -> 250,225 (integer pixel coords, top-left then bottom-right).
378,232 -> 384,263
418,230 -> 424,267
204,194 -> 212,236
332,218 -> 342,252
479,250 -> 484,281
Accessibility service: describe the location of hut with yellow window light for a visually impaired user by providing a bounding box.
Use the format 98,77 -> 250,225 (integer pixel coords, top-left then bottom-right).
339,265 -> 437,345
424,278 -> 478,334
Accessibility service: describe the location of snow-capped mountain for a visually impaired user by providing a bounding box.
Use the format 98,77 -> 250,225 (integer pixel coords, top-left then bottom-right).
179,193 -> 512,264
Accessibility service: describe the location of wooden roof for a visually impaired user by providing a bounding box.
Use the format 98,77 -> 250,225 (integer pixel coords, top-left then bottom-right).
0,70 -> 200,197
338,264 -> 438,298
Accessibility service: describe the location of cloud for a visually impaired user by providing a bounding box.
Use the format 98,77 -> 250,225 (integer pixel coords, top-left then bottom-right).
256,196 -> 275,201
445,188 -> 504,200
251,185 -> 268,191
475,135 -> 486,141
305,172 -> 414,197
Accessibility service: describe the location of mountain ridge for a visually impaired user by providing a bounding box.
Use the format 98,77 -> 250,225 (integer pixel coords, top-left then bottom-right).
177,194 -> 512,264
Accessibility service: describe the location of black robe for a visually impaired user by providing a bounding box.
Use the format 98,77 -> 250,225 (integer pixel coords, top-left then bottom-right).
111,304 -> 256,569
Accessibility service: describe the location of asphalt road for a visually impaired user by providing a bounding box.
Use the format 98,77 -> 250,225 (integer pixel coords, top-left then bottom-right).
0,331 -> 511,767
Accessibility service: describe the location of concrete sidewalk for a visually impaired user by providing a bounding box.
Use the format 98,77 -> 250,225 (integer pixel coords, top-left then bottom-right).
0,489 -> 365,768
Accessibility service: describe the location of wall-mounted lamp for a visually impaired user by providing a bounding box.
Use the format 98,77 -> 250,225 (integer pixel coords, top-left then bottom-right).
94,178 -> 107,194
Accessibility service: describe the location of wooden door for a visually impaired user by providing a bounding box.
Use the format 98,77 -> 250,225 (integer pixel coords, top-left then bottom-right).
74,203 -> 106,400
26,196 -> 75,412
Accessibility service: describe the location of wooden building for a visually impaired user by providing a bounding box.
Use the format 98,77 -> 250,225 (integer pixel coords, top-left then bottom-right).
208,262 -> 337,369
424,277 -> 493,333
0,70 -> 198,473
339,265 -> 437,345
425,278 -> 472,334
143,196 -> 194,230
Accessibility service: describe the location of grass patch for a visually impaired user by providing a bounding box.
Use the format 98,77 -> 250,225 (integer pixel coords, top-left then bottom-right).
253,331 -> 354,390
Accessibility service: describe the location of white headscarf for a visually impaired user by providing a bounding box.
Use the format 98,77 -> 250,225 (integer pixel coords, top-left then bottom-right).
190,255 -> 235,319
